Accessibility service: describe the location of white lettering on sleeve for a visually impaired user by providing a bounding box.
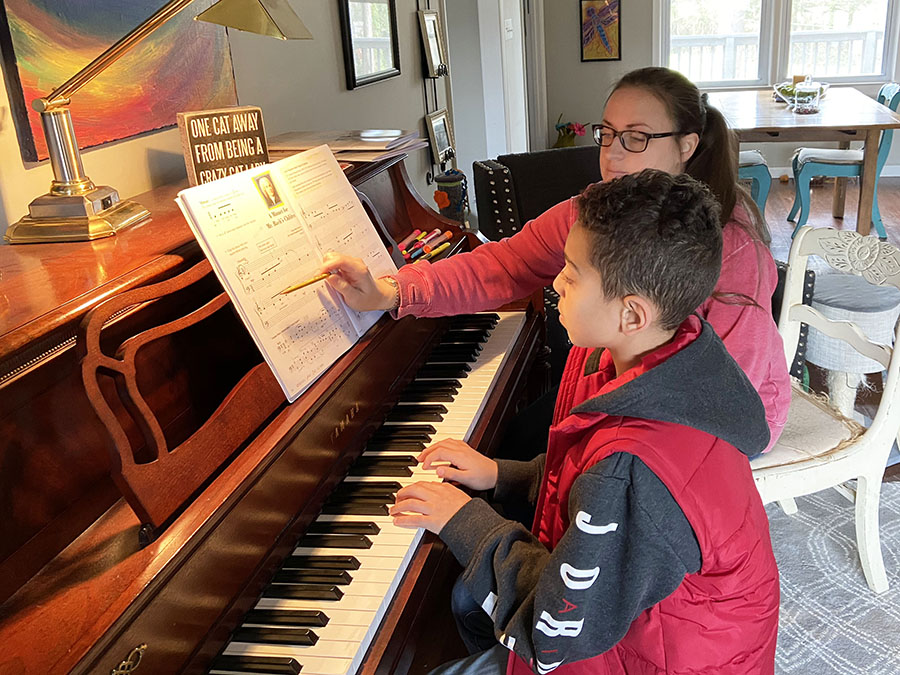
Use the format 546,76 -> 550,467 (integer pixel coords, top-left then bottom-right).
535,611 -> 584,637
536,658 -> 564,674
559,562 -> 600,590
575,511 -> 618,535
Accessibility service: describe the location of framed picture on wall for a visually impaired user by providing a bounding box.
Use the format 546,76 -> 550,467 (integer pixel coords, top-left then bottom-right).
426,109 -> 455,164
338,0 -> 401,89
580,0 -> 621,62
417,10 -> 448,77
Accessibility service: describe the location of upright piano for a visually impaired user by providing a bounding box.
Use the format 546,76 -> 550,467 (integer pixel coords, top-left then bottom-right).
0,156 -> 546,674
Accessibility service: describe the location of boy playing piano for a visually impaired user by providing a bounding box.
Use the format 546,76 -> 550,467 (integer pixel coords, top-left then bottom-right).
389,170 -> 780,674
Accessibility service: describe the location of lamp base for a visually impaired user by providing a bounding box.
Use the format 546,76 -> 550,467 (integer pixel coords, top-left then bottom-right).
5,188 -> 150,244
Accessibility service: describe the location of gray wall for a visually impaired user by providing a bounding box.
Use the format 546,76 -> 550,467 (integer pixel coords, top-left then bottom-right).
0,0 -> 443,228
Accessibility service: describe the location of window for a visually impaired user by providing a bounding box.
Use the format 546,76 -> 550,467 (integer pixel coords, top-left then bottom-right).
659,0 -> 899,87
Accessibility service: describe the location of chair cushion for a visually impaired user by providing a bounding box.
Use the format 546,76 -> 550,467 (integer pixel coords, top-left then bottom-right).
751,383 -> 864,471
738,150 -> 767,167
795,147 -> 864,167
805,272 -> 900,372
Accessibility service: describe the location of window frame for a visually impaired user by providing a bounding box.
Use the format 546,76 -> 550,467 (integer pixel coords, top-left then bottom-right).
655,0 -> 900,89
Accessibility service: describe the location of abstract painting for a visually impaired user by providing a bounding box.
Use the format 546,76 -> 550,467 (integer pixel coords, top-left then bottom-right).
581,0 -> 620,62
0,0 -> 238,162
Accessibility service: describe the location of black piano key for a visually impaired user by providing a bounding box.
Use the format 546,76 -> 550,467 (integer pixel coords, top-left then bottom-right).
232,626 -> 319,646
210,655 -> 302,674
298,534 -> 372,549
366,439 -> 426,450
332,481 -> 402,495
282,555 -> 360,570
398,390 -> 455,403
354,455 -> 418,467
428,352 -> 479,364
443,329 -> 489,342
243,609 -> 329,628
452,313 -> 499,326
417,364 -> 471,379
328,493 -> 395,506
371,424 -> 436,439
264,584 -> 343,601
273,569 -> 353,586
307,520 -> 381,535
405,378 -> 461,392
385,404 -> 448,422
321,500 -> 393,513
428,342 -> 483,361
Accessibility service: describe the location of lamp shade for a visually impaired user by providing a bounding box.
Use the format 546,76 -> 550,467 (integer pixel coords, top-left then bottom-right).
196,0 -> 313,39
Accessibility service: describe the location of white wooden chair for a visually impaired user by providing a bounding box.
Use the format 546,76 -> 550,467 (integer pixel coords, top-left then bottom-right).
750,226 -> 900,593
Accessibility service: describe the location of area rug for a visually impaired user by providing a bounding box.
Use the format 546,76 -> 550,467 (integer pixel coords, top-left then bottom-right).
768,482 -> 900,673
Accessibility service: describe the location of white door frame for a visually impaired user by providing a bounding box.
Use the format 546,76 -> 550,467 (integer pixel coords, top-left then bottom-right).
523,0 -> 548,150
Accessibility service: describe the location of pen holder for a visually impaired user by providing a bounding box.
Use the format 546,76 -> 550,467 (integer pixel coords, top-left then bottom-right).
434,169 -> 469,226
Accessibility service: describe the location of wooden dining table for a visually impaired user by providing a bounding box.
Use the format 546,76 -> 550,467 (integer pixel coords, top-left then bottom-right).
706,87 -> 900,236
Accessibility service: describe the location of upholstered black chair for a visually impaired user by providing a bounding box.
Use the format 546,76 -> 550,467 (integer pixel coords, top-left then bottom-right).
473,146 -> 601,382
473,145 -> 601,241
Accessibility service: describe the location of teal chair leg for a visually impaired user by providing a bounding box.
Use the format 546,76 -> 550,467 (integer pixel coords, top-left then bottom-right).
791,167 -> 812,238
738,163 -> 771,214
756,172 -> 771,215
872,184 -> 888,240
788,155 -> 801,222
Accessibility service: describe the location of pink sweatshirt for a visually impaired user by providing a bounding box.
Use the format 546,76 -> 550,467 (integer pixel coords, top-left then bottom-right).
394,197 -> 790,450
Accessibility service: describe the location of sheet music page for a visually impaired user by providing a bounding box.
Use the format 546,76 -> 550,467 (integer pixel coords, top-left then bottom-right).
176,163 -> 359,403
272,145 -> 398,335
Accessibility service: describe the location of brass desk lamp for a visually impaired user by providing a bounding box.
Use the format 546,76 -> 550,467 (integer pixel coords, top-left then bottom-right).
4,0 -> 312,244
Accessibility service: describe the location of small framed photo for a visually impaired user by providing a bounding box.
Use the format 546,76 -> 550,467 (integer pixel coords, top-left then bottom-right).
418,10 -> 448,78
339,0 -> 401,89
426,109 -> 454,164
580,0 -> 621,62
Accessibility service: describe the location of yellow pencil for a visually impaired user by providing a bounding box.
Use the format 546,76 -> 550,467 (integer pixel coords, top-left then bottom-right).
274,272 -> 331,297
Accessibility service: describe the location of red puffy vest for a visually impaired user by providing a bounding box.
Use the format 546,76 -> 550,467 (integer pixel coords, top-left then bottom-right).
507,320 -> 779,675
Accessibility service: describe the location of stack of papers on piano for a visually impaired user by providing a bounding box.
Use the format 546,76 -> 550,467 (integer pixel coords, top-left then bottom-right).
268,129 -> 428,163
175,145 -> 397,402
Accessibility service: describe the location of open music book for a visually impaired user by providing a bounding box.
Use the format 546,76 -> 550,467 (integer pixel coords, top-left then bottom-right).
176,145 -> 397,402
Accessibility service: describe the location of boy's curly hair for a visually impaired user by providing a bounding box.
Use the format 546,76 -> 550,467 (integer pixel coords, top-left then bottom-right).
576,169 -> 722,330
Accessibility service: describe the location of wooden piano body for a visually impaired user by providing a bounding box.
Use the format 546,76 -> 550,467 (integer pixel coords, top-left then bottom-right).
0,157 -> 546,674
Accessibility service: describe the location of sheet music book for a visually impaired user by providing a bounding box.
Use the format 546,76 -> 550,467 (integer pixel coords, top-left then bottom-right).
176,145 -> 398,402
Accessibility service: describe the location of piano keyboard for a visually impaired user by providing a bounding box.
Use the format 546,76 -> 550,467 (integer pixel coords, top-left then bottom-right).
210,312 -> 526,675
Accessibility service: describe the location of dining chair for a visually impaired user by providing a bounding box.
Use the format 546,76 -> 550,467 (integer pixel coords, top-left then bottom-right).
738,150 -> 772,213
787,83 -> 900,240
750,226 -> 900,593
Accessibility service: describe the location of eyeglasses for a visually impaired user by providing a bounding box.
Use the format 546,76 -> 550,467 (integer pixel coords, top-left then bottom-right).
592,124 -> 682,153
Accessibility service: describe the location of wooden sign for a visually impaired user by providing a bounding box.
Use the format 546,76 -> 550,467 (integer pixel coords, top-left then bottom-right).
177,106 -> 269,186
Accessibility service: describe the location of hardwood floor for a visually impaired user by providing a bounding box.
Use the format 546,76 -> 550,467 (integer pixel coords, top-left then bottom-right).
761,176 -> 900,482
765,175 -> 900,262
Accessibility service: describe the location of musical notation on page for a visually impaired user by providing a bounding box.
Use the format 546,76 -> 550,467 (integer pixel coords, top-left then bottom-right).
176,145 -> 397,402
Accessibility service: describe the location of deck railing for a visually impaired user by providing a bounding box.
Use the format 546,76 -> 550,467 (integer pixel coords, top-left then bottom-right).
670,29 -> 884,82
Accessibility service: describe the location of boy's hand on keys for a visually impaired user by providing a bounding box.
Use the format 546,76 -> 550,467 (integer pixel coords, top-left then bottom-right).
390,481 -> 471,534
418,439 -> 499,491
